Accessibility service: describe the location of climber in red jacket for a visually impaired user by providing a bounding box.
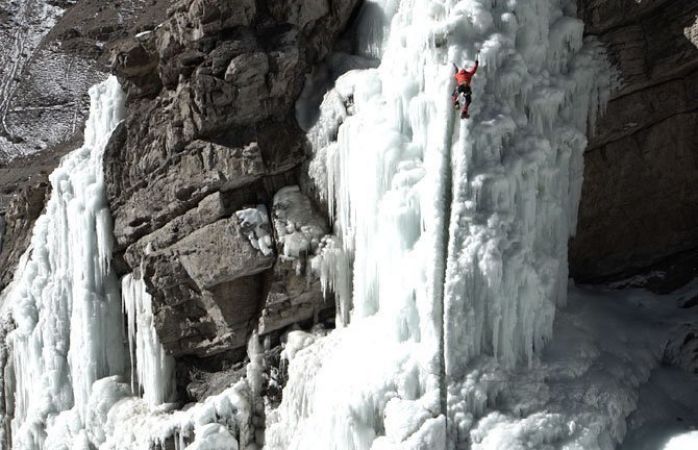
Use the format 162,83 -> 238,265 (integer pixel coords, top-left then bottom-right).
452,55 -> 479,119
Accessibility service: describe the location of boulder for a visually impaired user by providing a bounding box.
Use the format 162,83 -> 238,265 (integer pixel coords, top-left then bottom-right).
140,216 -> 274,357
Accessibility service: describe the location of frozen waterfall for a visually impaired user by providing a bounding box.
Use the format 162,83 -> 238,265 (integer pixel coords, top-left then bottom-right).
269,0 -> 613,449
0,77 -> 127,448
7,0 -> 694,448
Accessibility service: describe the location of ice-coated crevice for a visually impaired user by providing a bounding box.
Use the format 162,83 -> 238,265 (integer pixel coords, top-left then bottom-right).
122,274 -> 176,407
270,0 -> 613,448
0,76 -> 126,448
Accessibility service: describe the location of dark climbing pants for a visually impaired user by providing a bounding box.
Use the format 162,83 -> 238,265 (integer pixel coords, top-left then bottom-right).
452,84 -> 472,107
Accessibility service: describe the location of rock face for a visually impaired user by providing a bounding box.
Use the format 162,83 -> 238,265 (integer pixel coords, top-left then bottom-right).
104,0 -> 358,363
571,0 -> 698,280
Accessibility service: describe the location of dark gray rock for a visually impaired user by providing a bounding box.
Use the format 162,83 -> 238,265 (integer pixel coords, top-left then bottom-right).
141,216 -> 274,357
605,249 -> 698,295
225,52 -> 269,85
108,35 -> 162,99
110,139 -> 267,247
176,218 -> 275,290
664,325 -> 698,374
186,364 -> 245,401
571,0 -> 698,280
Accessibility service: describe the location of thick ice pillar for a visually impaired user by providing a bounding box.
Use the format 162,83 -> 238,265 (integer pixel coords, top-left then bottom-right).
1,77 -> 127,448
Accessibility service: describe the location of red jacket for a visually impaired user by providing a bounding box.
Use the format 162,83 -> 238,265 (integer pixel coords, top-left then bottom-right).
454,60 -> 478,86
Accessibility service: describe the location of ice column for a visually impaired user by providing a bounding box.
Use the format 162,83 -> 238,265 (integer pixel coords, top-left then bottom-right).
1,77 -> 126,449
122,274 -> 176,407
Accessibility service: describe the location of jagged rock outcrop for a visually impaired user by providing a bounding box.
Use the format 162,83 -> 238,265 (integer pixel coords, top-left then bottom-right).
571,0 -> 698,280
104,0 -> 359,363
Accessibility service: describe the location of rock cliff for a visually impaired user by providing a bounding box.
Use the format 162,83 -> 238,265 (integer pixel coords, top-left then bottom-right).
571,0 -> 698,280
102,0 -> 359,386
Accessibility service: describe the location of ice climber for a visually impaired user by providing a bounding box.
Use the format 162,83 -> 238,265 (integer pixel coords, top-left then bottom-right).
452,55 -> 479,119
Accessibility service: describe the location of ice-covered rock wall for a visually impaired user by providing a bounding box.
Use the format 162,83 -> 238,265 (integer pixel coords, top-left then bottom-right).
0,0 -> 622,447
269,0 -> 612,448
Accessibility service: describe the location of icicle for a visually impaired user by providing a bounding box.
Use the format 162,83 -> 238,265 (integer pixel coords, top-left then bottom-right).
121,274 -> 176,407
312,236 -> 353,326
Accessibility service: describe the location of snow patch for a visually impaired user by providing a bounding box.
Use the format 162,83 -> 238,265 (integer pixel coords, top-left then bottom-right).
272,186 -> 326,260
236,205 -> 274,256
665,432 -> 698,450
